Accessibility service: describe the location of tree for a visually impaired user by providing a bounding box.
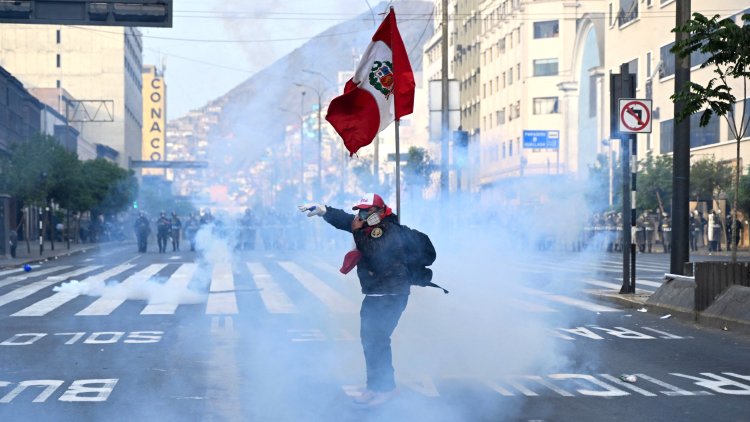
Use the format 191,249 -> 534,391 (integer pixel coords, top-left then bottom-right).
690,156 -> 732,205
638,152 -> 673,213
81,159 -> 138,217
402,146 -> 436,191
737,166 -> 750,218
0,134 -> 64,206
671,12 -> 750,261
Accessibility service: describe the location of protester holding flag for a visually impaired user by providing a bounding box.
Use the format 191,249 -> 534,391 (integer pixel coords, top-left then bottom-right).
298,193 -> 437,407
326,5 -> 415,225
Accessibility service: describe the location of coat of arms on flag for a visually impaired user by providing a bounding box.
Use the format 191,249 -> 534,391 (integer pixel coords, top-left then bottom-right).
369,61 -> 394,98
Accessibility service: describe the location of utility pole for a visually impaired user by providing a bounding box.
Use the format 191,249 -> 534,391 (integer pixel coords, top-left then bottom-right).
440,0 -> 450,197
316,93 -> 322,198
671,0 -> 691,275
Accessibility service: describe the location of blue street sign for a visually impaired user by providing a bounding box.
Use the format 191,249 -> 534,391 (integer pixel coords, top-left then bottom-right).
523,130 -> 560,149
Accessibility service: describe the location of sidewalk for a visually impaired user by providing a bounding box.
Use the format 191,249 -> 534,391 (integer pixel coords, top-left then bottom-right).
0,240 -> 103,269
590,252 -> 750,335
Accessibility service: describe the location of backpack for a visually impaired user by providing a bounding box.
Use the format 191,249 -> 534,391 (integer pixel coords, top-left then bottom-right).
401,226 -> 448,294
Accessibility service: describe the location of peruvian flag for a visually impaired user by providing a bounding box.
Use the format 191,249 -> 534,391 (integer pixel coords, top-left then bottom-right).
326,7 -> 415,156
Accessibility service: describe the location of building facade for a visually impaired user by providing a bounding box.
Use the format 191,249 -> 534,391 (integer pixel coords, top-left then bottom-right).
0,25 -> 143,168
31,87 -> 97,160
600,0 -> 750,165
429,0 -> 750,198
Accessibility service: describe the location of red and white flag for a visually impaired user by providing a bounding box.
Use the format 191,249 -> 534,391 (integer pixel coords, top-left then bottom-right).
326,7 -> 415,156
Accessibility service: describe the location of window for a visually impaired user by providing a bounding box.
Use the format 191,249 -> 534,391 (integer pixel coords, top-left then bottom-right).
509,140 -> 514,157
514,101 -> 521,118
56,54 -> 61,68
502,72 -> 506,88
56,80 -> 60,88
728,98 -> 750,140
499,38 -> 506,54
508,67 -> 513,85
517,63 -> 521,80
533,97 -> 559,114
489,80 -> 493,94
533,58 -> 559,76
618,0 -> 638,26
56,29 -> 61,44
497,108 -> 506,125
646,51 -> 652,79
659,41 -> 711,79
534,20 -> 559,38
660,114 -> 720,153
608,3 -> 614,27
627,58 -> 638,88
502,142 -> 506,159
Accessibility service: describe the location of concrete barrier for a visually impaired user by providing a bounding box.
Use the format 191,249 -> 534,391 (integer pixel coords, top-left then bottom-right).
645,276 -> 696,318
699,285 -> 750,333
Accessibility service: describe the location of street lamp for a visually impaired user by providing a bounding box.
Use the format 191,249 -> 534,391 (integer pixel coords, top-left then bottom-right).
294,82 -> 325,198
279,106 -> 305,197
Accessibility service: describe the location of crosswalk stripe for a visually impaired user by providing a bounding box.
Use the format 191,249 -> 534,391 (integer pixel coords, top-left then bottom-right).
520,287 -> 621,313
0,266 -> 72,289
76,264 -> 167,316
0,267 -> 23,278
247,262 -> 298,314
278,261 -> 358,313
0,265 -> 96,308
140,263 -> 197,315
206,263 -> 237,315
46,266 -> 104,281
10,265 -> 119,317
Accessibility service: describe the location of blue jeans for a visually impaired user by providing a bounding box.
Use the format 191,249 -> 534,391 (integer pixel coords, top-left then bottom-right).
360,294 -> 408,392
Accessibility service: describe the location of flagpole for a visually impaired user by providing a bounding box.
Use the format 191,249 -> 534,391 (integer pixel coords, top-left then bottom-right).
395,119 -> 401,221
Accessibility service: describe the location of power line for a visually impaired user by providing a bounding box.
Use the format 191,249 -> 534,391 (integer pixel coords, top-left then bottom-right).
166,8 -> 746,20
76,25 -> 370,44
73,26 -> 257,74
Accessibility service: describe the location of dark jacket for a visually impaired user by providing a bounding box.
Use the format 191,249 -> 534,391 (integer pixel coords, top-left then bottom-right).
134,216 -> 150,237
157,217 -> 171,235
323,206 -> 436,295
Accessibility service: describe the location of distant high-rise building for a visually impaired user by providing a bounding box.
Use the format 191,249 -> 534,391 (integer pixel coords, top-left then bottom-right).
0,25 -> 143,168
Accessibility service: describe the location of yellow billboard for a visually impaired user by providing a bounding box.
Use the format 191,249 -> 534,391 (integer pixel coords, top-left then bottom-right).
142,66 -> 166,175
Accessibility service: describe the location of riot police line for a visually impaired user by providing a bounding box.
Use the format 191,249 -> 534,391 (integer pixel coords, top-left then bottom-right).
131,207 -> 312,253
581,209 -> 747,253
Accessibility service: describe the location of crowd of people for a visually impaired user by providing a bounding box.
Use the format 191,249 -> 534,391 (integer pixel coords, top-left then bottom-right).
131,207 -> 314,253
581,209 -> 746,253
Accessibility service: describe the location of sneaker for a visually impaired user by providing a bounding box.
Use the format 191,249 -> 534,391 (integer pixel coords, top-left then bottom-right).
353,388 -> 397,407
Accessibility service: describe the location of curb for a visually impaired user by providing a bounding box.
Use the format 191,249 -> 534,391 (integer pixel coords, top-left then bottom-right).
591,289 -> 750,335
0,243 -> 112,270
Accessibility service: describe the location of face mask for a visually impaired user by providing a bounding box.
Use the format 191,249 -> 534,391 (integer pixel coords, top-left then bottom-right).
358,209 -> 381,226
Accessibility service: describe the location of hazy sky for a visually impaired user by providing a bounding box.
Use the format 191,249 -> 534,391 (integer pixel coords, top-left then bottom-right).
141,0 -> 375,119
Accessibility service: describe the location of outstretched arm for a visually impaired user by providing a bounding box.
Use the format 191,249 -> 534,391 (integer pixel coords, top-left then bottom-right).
323,207 -> 355,233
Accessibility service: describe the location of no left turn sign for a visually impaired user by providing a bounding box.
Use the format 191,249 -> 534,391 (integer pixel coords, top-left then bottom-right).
619,99 -> 652,134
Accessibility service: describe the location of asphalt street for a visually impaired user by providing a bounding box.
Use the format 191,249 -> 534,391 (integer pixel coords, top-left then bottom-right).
0,243 -> 748,421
